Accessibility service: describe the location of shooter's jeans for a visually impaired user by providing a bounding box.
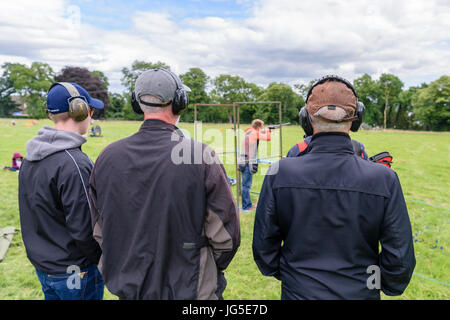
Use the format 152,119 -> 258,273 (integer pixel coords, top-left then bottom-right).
241,164 -> 253,210
35,264 -> 104,300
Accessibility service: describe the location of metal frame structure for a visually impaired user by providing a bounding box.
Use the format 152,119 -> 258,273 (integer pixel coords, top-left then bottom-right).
192,101 -> 283,214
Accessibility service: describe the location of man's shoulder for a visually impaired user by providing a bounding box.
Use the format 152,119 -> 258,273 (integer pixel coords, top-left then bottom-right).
27,148 -> 90,168
355,155 -> 398,181
276,153 -> 398,196
20,149 -> 92,187
45,149 -> 93,179
63,148 -> 93,168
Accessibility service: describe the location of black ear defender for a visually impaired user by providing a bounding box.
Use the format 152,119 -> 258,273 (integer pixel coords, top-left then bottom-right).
131,69 -> 189,116
298,75 -> 365,135
165,69 -> 189,115
47,82 -> 90,122
350,101 -> 365,132
299,107 -> 314,136
131,91 -> 144,115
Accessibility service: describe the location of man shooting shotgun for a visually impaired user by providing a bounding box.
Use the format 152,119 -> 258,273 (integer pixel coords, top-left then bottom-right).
238,119 -> 274,211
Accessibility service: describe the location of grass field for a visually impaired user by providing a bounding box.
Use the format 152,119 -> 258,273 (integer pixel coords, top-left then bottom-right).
0,118 -> 449,300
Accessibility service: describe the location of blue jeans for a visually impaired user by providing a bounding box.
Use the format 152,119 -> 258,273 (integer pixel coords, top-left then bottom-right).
36,264 -> 104,300
241,164 -> 253,210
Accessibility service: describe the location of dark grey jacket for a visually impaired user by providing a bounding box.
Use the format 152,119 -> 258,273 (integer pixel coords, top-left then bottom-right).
18,126 -> 101,274
89,119 -> 240,300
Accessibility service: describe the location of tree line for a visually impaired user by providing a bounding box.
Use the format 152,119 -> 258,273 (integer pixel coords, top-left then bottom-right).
0,60 -> 448,131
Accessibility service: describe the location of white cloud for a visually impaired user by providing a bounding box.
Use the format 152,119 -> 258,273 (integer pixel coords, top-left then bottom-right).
0,0 -> 449,92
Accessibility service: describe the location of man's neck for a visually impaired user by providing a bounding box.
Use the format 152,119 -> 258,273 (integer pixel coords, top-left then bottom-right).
54,122 -> 83,135
144,113 -> 177,125
313,129 -> 350,135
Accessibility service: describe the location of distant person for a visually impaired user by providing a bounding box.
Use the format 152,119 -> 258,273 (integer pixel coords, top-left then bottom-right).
89,68 -> 240,300
253,75 -> 415,300
3,152 -> 23,172
18,82 -> 105,300
238,119 -> 272,211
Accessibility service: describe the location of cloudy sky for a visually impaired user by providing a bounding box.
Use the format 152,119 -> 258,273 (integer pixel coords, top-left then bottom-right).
0,0 -> 449,93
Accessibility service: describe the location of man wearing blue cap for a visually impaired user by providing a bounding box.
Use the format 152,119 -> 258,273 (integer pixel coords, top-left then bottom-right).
18,82 -> 105,300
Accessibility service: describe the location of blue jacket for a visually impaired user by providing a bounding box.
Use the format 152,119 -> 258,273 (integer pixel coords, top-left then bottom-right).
253,132 -> 415,299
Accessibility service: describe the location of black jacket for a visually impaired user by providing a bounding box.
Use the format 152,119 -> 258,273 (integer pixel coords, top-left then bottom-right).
253,132 -> 415,300
18,126 -> 101,274
89,119 -> 240,300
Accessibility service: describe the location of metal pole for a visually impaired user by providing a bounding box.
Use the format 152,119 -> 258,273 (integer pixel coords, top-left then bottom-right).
237,104 -> 242,212
194,104 -> 198,141
279,102 -> 283,159
233,102 -> 240,214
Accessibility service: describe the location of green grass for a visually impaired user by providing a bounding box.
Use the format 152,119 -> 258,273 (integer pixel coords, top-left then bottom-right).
0,118 -> 449,299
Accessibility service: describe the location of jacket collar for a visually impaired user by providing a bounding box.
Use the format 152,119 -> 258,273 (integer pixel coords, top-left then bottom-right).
139,119 -> 178,132
307,132 -> 354,154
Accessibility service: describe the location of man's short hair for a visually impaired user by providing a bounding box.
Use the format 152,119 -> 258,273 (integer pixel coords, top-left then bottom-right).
313,106 -> 348,122
139,94 -> 171,114
310,107 -> 351,132
48,111 -> 70,123
252,119 -> 264,129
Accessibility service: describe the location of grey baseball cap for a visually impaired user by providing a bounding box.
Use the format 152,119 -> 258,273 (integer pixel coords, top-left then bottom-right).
134,68 -> 191,104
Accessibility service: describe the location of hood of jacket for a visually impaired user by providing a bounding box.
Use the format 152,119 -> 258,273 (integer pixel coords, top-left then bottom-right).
25,126 -> 87,161
13,152 -> 23,159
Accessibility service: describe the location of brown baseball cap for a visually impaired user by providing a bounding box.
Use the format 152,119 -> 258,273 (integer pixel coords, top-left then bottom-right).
306,79 -> 357,122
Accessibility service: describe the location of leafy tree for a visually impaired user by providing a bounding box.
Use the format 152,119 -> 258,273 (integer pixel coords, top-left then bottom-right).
179,67 -> 210,122
209,74 -> 263,123
121,92 -> 143,121
378,74 -> 403,129
412,76 -> 450,131
121,60 -> 170,93
293,79 -> 318,101
5,62 -> 55,118
394,86 -> 423,129
257,82 -> 304,124
55,66 -> 109,119
353,74 -> 384,126
0,66 -> 19,116
92,70 -> 109,91
106,93 -> 126,119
